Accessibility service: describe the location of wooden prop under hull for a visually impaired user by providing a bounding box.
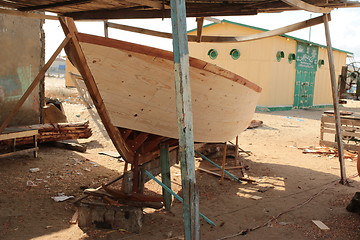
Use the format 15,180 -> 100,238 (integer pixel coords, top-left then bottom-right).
62,18 -> 261,164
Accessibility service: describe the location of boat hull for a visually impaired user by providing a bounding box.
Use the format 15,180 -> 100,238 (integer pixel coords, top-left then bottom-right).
77,33 -> 261,143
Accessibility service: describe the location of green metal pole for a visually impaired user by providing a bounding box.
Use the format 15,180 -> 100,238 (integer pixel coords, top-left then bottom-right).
160,143 -> 172,210
170,0 -> 200,238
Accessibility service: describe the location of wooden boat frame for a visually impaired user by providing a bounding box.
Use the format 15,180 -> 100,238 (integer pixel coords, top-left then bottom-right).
59,17 -> 262,166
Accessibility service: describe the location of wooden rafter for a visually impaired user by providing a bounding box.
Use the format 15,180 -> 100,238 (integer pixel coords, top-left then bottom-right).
18,0 -> 91,11
65,8 -> 257,20
280,0 -> 332,13
107,15 -> 326,43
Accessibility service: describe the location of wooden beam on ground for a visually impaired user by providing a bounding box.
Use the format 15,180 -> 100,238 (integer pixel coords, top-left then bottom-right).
280,0 -> 332,13
0,35 -> 71,134
18,0 -> 91,11
107,15 -> 326,43
0,8 -> 58,20
170,0 -> 199,238
160,143 -> 172,211
196,17 -> 204,43
59,17 -> 134,163
323,13 -> 347,184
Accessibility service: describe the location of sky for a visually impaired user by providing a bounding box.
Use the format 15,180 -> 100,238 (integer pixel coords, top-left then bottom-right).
44,7 -> 360,63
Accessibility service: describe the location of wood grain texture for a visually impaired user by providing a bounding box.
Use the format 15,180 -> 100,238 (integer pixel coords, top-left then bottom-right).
77,35 -> 261,142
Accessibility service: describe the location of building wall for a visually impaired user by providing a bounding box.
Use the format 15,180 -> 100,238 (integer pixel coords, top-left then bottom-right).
188,22 -> 347,109
0,14 -> 44,126
313,47 -> 347,106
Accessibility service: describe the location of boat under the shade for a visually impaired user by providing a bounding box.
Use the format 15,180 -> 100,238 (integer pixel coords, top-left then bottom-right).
72,33 -> 262,143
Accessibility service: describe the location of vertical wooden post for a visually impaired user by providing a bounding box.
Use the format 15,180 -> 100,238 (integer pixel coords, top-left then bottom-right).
170,0 -> 200,238
339,66 -> 348,98
220,142 -> 227,184
104,20 -> 109,38
323,13 -> 347,184
132,154 -> 139,193
196,17 -> 204,43
33,135 -> 38,158
235,136 -> 239,166
160,143 -> 172,210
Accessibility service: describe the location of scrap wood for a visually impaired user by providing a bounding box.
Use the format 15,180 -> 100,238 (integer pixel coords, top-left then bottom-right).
300,146 -> 357,160
69,208 -> 79,224
312,220 -> 330,230
247,120 -> 263,129
102,185 -> 164,203
73,174 -> 125,204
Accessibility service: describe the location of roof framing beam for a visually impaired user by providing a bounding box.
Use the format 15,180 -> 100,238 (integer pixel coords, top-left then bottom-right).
65,7 -> 257,20
106,15 -> 327,43
280,0 -> 332,13
18,0 -> 91,11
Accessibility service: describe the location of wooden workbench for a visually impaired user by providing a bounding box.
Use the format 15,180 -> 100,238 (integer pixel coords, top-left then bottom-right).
0,128 -> 38,158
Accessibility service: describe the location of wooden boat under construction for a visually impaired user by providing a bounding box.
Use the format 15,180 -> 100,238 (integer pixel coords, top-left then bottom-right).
63,21 -> 262,165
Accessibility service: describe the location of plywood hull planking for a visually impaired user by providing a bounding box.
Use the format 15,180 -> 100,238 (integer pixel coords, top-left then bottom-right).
76,33 -> 261,143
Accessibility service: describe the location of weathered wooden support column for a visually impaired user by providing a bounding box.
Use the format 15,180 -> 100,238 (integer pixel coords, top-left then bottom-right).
104,20 -> 109,38
170,0 -> 200,238
160,143 -> 172,210
323,13 -> 347,184
220,142 -> 227,184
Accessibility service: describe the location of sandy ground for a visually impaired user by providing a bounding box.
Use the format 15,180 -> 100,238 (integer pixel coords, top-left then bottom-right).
1,77 -> 360,240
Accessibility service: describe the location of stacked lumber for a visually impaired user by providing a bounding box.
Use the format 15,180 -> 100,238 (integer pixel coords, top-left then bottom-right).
0,121 -> 91,146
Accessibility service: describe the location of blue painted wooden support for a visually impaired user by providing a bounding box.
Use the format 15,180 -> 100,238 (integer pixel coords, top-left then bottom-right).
170,0 -> 200,239
144,170 -> 215,227
195,151 -> 242,183
160,143 -> 172,210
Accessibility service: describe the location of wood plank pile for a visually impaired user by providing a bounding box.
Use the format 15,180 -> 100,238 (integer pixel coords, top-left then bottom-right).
0,121 -> 91,147
320,114 -> 360,152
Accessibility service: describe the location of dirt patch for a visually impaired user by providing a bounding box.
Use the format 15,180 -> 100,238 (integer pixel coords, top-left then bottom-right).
1,77 -> 360,239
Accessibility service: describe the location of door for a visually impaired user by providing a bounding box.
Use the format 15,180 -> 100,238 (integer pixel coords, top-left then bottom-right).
293,42 -> 319,108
